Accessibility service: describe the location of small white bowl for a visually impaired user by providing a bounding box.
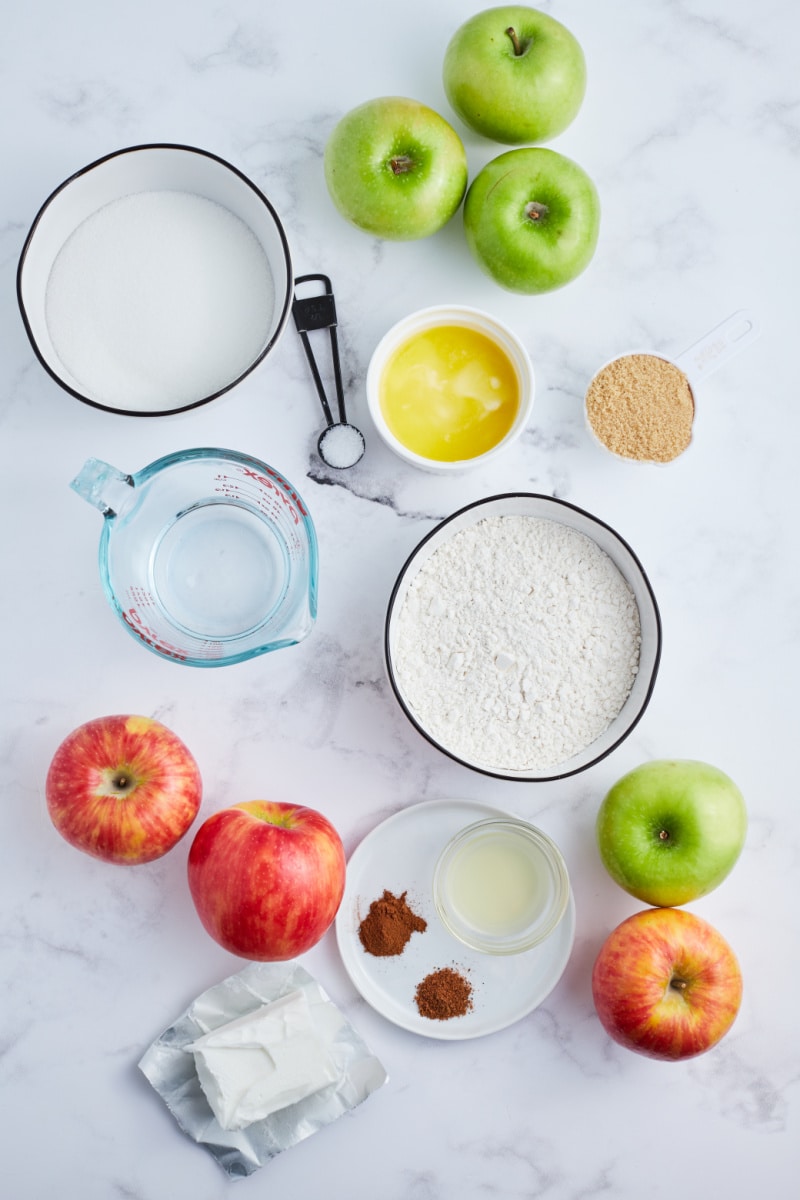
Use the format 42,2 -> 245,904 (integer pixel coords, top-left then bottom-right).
17,143 -> 293,416
385,493 -> 662,782
366,304 -> 534,472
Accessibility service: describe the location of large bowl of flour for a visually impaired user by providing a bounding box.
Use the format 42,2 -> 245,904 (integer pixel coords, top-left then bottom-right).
385,494 -> 661,782
17,143 -> 293,415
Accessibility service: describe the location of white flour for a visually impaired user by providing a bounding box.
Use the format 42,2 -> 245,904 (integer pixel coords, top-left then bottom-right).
392,515 -> 641,771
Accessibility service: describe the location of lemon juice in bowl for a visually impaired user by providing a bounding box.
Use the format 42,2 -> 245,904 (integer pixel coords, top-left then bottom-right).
434,818 -> 571,955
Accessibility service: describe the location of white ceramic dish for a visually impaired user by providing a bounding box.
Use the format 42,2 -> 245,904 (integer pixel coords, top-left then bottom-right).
365,304 -> 534,473
335,798 -> 576,1040
17,143 -> 293,416
385,493 -> 662,782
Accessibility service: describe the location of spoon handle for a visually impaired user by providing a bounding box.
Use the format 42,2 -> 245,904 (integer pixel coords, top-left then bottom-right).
292,273 -> 347,427
674,309 -> 760,385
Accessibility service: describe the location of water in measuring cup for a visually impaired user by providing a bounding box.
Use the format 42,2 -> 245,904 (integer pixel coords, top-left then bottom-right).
150,501 -> 289,639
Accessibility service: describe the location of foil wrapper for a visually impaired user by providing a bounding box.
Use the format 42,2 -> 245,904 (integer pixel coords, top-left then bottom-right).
138,961 -> 388,1179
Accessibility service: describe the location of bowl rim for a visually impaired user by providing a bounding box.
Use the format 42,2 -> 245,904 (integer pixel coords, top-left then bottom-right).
15,141 -> 294,418
384,492 -> 663,782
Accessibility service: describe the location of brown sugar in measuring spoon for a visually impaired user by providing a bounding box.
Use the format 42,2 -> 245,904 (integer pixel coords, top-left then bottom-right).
585,310 -> 759,464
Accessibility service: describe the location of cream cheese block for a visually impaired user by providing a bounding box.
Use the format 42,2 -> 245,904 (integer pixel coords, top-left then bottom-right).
186,988 -> 339,1130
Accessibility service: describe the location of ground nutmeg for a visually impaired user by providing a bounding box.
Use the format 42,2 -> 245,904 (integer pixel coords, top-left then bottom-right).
414,966 -> 473,1020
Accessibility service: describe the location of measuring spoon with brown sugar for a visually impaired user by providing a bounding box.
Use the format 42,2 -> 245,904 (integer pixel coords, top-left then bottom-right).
584,309 -> 760,464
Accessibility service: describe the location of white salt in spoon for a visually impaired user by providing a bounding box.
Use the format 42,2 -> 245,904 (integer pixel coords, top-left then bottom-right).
585,309 -> 761,464
292,274 -> 366,469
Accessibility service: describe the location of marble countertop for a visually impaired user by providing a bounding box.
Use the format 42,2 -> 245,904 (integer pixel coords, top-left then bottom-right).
2,1 -> 798,1196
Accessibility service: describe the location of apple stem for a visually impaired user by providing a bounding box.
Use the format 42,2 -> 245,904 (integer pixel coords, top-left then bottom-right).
670,977 -> 688,993
525,201 -> 549,223
390,155 -> 414,175
505,26 -> 528,57
113,773 -> 131,791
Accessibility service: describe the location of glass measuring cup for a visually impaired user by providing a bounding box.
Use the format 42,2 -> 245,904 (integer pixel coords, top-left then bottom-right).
584,310 -> 760,464
70,448 -> 318,666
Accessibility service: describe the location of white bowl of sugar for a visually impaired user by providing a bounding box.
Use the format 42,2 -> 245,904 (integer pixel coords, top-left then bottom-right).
17,143 -> 293,416
385,494 -> 662,782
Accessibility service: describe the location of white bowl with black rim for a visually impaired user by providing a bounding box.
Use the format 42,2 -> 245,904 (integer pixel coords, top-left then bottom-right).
385,493 -> 662,782
16,143 -> 293,416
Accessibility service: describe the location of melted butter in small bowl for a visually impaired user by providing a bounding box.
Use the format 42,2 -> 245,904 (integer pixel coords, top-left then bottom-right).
367,305 -> 534,472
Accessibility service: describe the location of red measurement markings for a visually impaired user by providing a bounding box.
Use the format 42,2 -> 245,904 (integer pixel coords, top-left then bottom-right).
240,466 -> 308,522
122,606 -> 188,662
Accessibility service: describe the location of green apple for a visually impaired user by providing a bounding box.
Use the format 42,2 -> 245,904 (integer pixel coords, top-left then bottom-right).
323,96 -> 468,240
596,760 -> 747,907
443,6 -> 586,144
463,147 -> 599,293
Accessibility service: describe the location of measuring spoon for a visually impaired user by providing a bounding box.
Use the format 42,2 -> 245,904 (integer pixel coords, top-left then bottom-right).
292,274 -> 365,469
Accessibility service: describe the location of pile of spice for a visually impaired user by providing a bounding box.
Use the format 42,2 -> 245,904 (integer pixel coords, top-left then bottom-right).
357,890 -> 474,1022
414,967 -> 473,1020
585,352 -> 694,463
358,890 -> 427,957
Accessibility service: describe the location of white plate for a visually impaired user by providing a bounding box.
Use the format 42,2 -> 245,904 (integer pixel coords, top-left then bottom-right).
335,798 -> 576,1040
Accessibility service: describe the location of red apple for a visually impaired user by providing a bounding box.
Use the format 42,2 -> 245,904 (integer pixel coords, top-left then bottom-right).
591,907 -> 742,1060
187,800 -> 346,961
45,714 -> 202,864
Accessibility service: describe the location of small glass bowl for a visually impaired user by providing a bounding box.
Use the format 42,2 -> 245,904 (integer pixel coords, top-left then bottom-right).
433,817 -> 571,955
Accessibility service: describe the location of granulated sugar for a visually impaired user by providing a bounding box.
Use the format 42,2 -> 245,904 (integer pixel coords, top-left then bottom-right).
392,515 -> 641,772
45,190 -> 275,411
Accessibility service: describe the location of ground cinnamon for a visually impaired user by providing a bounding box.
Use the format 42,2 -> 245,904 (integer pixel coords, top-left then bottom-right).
358,889 -> 427,957
414,966 -> 473,1020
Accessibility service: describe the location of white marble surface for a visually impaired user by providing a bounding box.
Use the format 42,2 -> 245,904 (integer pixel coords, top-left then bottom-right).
2,1 -> 799,1196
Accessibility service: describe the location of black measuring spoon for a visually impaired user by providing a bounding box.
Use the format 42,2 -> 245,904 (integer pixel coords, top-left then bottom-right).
292,274 -> 366,469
